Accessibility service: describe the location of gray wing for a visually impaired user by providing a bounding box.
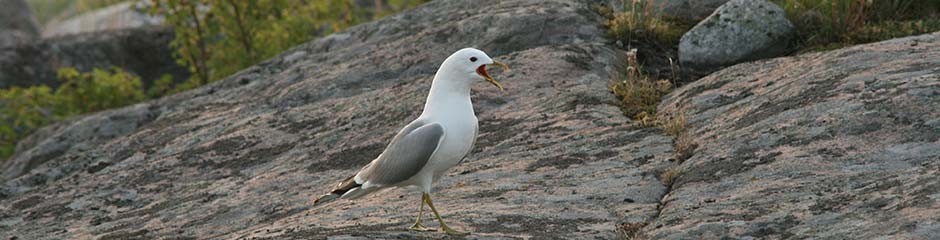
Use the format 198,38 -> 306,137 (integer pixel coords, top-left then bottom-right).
357,120 -> 444,185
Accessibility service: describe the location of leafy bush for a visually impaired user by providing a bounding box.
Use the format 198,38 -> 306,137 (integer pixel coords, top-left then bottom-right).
776,0 -> 940,51
0,67 -> 147,159
54,67 -> 147,116
147,74 -> 176,98
150,0 -> 428,89
0,86 -> 56,158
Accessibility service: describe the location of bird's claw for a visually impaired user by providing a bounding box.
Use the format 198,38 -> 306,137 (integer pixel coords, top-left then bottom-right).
408,223 -> 435,232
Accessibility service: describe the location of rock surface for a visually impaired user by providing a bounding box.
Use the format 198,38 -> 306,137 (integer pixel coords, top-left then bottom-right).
0,27 -> 188,89
2,0 -> 939,239
679,0 -> 794,68
0,0 -> 677,239
657,32 -> 940,239
0,0 -> 41,47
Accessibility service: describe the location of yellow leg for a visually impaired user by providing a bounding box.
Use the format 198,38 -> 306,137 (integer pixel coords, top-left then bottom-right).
408,196 -> 434,231
422,192 -> 469,235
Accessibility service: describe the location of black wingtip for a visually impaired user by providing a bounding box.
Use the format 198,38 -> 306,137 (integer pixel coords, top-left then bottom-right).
330,175 -> 362,195
314,175 -> 361,206
313,193 -> 339,206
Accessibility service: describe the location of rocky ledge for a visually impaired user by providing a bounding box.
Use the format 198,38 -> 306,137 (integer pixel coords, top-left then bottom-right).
655,32 -> 940,239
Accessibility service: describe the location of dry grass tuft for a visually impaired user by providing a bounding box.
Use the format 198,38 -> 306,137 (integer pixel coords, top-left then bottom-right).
620,222 -> 649,240
659,111 -> 686,137
610,49 -> 672,122
673,133 -> 698,163
659,166 -> 682,188
605,0 -> 688,45
659,111 -> 698,163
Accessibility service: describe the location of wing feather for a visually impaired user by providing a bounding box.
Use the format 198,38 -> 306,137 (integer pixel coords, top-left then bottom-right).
355,120 -> 444,185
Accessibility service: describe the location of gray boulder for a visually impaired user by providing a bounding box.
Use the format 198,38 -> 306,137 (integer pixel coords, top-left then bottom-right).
0,0 -> 41,47
678,0 -> 794,68
0,27 -> 188,89
42,1 -> 163,38
656,32 -> 940,239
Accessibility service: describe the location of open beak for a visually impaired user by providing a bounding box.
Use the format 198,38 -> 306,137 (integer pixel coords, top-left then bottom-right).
476,61 -> 509,91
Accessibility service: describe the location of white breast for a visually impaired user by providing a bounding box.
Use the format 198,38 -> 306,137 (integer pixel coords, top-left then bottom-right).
402,107 -> 478,192
431,114 -> 478,174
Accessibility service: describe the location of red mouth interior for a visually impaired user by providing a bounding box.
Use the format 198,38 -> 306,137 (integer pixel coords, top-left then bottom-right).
476,65 -> 490,79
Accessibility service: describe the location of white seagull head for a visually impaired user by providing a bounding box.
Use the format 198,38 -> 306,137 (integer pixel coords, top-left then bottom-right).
438,48 -> 509,91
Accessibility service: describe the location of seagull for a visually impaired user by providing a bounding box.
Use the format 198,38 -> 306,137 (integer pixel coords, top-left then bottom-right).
313,48 -> 507,235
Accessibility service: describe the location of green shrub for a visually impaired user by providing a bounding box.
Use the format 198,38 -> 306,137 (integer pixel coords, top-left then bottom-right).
54,67 -> 147,116
776,0 -> 940,51
0,67 -> 147,160
147,74 -> 176,98
150,0 -> 429,88
0,86 -> 56,158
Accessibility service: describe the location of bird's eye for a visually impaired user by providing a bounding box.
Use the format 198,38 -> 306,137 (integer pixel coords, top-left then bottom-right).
470,57 -> 478,62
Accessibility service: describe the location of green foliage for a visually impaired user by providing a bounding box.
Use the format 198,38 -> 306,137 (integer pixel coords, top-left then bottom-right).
150,0 -> 428,89
845,19 -> 940,44
147,74 -> 176,98
0,67 -> 147,160
54,67 -> 147,116
775,0 -> 940,51
0,86 -> 56,158
603,0 -> 689,46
